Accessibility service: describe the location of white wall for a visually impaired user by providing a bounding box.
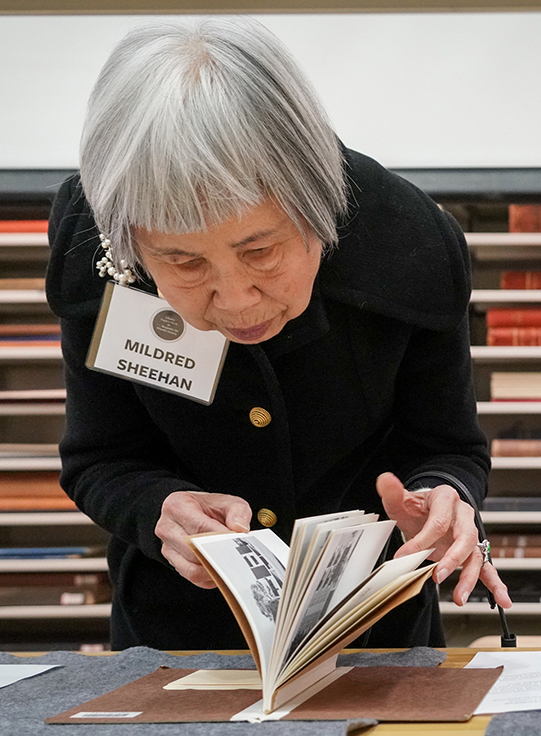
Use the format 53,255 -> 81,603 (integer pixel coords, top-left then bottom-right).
1,12 -> 540,169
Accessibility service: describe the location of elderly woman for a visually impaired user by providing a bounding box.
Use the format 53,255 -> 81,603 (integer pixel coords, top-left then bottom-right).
46,18 -> 510,651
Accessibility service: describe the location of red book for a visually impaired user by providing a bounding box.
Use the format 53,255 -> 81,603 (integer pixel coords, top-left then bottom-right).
509,204 -> 541,232
500,271 -> 541,289
0,220 -> 48,233
487,309 -> 541,327
487,327 -> 541,346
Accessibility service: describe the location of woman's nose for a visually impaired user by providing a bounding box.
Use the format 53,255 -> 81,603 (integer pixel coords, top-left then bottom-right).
210,267 -> 262,314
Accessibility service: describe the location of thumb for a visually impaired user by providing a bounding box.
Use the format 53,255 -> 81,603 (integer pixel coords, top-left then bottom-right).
224,501 -> 252,533
376,472 -> 407,520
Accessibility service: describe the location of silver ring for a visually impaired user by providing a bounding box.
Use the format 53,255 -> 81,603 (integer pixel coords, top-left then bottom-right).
477,539 -> 491,566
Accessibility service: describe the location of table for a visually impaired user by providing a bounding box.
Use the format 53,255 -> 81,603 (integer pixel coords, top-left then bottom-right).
10,647 -> 527,735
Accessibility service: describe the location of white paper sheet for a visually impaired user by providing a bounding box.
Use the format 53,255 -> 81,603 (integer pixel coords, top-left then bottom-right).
164,669 -> 262,690
0,663 -> 60,689
466,651 -> 541,714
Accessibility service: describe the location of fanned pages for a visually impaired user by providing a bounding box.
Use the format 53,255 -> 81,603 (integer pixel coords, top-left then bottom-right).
189,510 -> 435,713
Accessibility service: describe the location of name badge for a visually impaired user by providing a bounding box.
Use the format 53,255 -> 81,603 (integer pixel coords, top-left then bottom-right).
86,281 -> 229,405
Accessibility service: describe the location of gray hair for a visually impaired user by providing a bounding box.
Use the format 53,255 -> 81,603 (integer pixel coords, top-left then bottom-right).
80,17 -> 347,271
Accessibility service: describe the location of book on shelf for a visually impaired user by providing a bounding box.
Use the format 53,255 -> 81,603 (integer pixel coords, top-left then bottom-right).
0,220 -> 48,233
0,471 -> 76,511
0,444 -> 59,458
0,571 -> 109,587
0,546 -> 105,559
0,324 -> 60,337
0,471 -> 63,494
0,388 -> 66,403
491,439 -> 541,456
500,271 -> 541,289
0,583 -> 111,606
0,278 -> 45,290
0,570 -> 111,606
486,309 -> 541,346
490,546 -> 541,559
188,509 -> 434,713
487,308 -> 541,327
482,496 -> 541,512
0,497 -> 76,511
489,534 -> 541,547
490,372 -> 541,400
509,204 -> 541,233
0,337 -> 61,348
487,327 -> 541,346
439,574 -> 541,604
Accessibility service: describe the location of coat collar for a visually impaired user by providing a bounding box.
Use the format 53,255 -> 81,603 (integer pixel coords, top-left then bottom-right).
319,148 -> 471,331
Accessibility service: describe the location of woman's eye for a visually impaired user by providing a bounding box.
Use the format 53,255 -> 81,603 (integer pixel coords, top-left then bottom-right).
171,257 -> 207,281
244,246 -> 277,267
170,257 -> 206,272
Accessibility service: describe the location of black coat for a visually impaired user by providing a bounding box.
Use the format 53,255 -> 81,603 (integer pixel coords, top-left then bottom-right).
46,149 -> 489,650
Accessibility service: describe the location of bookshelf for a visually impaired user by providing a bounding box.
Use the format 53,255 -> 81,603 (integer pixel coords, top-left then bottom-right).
2,171 -> 541,650
439,201 -> 541,645
0,214 -> 110,651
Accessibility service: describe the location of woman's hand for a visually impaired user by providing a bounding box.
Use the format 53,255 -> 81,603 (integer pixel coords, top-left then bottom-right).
376,472 -> 512,608
155,491 -> 252,588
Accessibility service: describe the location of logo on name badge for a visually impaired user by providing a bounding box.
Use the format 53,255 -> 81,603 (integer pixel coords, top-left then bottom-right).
151,309 -> 185,342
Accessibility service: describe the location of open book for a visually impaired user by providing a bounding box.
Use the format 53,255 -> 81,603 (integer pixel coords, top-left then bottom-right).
189,510 -> 435,714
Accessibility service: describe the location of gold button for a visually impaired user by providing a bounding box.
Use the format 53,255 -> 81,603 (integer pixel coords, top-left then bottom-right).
249,407 -> 271,427
257,508 -> 277,527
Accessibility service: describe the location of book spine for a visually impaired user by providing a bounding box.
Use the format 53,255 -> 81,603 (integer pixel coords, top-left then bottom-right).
0,339 -> 61,348
0,585 -> 111,606
0,324 -> 61,337
490,372 -> 541,400
500,271 -> 541,289
490,398 -> 541,402
0,546 -> 104,559
491,439 -> 541,456
487,309 -> 541,327
482,497 -> 541,511
487,327 -> 541,346
0,572 -> 109,587
489,534 -> 541,547
509,204 -> 541,233
0,471 -> 64,496
0,220 -> 48,233
0,278 -> 45,290
491,546 -> 541,558
0,497 -> 77,511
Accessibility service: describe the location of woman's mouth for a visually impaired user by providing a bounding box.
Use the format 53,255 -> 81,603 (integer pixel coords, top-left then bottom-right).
226,321 -> 271,342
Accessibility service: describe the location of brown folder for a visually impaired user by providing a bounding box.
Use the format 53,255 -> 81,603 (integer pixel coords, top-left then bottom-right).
45,664 -> 502,724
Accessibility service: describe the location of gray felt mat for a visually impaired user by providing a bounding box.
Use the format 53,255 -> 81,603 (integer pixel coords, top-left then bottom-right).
486,710 -> 541,736
0,646 -> 445,735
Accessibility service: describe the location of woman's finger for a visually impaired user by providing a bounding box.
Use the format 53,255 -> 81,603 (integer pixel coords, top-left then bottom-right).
479,561 -> 513,609
432,501 -> 478,581
393,486 -> 458,557
161,543 -> 217,589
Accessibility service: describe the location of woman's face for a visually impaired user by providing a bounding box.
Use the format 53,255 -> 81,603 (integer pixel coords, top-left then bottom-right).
135,199 -> 322,344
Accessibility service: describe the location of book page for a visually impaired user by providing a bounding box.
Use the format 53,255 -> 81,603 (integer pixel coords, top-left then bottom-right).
272,511 -> 371,656
190,529 -> 289,678
276,514 -> 378,643
305,548 -> 433,648
280,563 -> 435,683
275,519 -> 395,674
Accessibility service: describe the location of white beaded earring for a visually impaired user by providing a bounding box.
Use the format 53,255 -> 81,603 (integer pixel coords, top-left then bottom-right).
96,233 -> 136,286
